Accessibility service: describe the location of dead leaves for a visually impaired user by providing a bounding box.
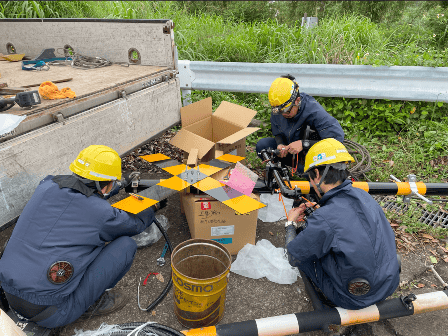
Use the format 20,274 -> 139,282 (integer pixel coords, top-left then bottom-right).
122,129 -> 183,172
395,230 -> 417,253
142,272 -> 165,285
381,159 -> 394,167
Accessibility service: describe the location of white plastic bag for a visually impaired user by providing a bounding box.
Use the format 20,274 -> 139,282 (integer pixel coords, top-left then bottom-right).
230,239 -> 300,284
74,323 -> 122,336
0,114 -> 25,137
131,214 -> 170,248
258,193 -> 294,222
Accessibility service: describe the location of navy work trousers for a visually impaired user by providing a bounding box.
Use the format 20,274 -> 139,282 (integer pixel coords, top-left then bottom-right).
36,236 -> 137,328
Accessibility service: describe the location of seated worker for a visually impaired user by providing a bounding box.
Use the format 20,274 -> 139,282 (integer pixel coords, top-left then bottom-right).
256,75 -> 344,174
0,145 -> 166,328
285,139 -> 400,309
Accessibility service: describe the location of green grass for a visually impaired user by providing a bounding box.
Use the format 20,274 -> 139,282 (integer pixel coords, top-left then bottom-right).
2,1 -> 447,66
384,201 -> 448,239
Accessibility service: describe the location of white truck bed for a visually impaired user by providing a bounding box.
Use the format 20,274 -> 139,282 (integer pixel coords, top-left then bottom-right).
0,18 -> 182,229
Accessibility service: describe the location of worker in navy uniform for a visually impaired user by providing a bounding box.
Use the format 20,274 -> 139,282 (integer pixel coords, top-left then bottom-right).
285,139 -> 400,309
256,75 -> 344,174
0,145 -> 166,328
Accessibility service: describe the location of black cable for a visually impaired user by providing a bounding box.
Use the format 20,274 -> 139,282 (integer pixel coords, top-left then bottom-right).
0,99 -> 15,113
343,139 -> 372,181
142,215 -> 174,312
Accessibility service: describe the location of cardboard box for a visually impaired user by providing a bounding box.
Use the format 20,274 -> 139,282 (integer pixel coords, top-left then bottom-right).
181,192 -> 260,255
170,97 -> 260,163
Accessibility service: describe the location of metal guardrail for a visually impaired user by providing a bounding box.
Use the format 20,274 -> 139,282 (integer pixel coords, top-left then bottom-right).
178,60 -> 448,104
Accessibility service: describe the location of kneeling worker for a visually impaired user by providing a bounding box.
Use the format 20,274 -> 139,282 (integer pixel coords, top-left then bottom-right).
285,138 -> 400,309
0,145 -> 166,328
256,75 -> 344,174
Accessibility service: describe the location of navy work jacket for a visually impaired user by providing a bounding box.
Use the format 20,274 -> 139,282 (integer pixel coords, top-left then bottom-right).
271,92 -> 344,145
0,175 -> 155,306
287,180 -> 400,309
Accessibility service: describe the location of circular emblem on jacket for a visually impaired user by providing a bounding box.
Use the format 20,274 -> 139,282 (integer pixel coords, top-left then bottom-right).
47,261 -> 74,284
348,278 -> 371,296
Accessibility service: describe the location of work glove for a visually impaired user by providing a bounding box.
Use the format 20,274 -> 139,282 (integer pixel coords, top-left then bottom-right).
121,170 -> 135,189
150,199 -> 168,213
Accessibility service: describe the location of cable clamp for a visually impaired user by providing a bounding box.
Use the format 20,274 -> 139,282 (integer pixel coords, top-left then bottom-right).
390,174 -> 432,204
400,293 -> 416,310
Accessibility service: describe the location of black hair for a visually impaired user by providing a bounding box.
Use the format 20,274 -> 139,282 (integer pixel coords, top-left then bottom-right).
280,74 -> 296,81
308,165 -> 349,185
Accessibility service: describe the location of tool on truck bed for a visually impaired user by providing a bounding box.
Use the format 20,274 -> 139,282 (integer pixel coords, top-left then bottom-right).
0,90 -> 41,112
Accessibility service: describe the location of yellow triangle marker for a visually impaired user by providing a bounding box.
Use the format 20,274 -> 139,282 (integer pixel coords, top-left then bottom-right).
112,196 -> 158,214
216,154 -> 245,163
163,164 -> 190,176
140,153 -> 172,163
197,164 -> 223,176
223,195 -> 266,214
157,175 -> 191,191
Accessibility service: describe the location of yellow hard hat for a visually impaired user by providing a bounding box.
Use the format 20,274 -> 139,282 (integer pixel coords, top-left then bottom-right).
69,145 -> 122,181
304,138 -> 354,173
268,76 -> 300,114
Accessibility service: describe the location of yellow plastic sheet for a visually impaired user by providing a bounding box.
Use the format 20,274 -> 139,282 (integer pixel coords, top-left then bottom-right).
193,177 -> 225,191
111,196 -> 158,214
223,194 -> 266,214
140,153 -> 171,163
157,176 -> 190,191
216,154 -> 245,163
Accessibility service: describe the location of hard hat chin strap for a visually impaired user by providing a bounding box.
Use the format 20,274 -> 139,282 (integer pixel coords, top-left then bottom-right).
315,162 -> 347,196
95,181 -> 104,195
295,99 -> 302,111
316,165 -> 330,196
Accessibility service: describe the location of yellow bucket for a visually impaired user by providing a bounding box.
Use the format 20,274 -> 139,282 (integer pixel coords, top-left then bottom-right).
171,239 -> 231,329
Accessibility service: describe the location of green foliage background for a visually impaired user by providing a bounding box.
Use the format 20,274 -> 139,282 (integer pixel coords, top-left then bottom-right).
1,0 -> 448,184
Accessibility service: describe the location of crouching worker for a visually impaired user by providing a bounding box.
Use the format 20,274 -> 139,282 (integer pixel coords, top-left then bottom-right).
285,139 -> 400,309
256,75 -> 344,174
0,145 -> 167,328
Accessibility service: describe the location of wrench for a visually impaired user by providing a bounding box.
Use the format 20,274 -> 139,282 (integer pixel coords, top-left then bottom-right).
157,243 -> 169,266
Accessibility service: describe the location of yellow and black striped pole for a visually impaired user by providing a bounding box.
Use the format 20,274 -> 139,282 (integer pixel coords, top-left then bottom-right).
287,181 -> 448,196
181,289 -> 448,335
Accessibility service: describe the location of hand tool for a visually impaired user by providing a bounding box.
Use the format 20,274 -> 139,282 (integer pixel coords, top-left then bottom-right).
157,243 -> 169,266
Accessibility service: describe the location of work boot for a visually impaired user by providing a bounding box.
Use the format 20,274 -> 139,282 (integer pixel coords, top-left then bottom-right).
79,289 -> 127,320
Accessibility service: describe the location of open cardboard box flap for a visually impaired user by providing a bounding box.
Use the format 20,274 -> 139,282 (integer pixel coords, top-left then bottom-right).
170,128 -> 215,159
217,127 -> 260,145
170,97 -> 260,160
180,97 -> 212,128
213,101 -> 257,128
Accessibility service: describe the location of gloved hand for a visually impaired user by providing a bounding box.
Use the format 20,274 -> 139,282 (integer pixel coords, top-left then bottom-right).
150,199 -> 168,212
121,170 -> 136,189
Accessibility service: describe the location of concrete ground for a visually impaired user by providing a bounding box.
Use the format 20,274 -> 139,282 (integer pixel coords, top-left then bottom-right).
1,172 -> 448,336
